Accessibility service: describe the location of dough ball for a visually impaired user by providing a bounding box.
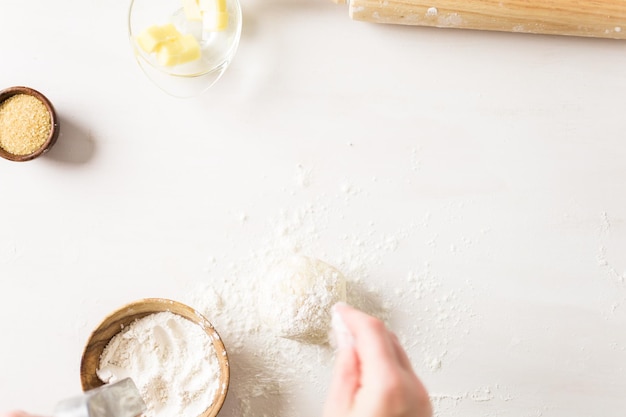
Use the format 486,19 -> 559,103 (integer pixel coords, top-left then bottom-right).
261,255 -> 347,344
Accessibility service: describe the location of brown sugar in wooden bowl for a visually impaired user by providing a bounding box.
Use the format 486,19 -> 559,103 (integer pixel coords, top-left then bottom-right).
80,298 -> 229,417
0,86 -> 59,162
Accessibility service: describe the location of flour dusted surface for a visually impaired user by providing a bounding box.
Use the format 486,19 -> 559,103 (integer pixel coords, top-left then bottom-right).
182,165 -> 480,417
97,312 -> 221,417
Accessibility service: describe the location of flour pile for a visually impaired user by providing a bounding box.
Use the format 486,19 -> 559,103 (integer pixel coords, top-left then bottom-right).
97,312 -> 221,417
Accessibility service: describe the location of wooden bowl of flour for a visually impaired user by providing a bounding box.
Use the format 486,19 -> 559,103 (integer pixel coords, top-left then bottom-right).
80,298 -> 229,417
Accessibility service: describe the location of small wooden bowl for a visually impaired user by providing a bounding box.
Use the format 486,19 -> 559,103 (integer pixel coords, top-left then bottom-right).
81,298 -> 229,417
0,86 -> 59,162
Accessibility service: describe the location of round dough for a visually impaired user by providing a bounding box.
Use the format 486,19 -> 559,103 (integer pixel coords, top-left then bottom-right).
261,255 -> 347,344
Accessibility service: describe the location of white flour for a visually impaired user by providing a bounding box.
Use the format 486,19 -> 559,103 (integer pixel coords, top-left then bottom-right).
97,312 -> 221,417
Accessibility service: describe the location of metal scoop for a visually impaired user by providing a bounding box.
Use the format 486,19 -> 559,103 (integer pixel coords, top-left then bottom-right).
54,378 -> 146,417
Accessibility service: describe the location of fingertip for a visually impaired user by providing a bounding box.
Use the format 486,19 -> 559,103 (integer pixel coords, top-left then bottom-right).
331,301 -> 351,315
339,305 -> 388,338
330,302 -> 355,350
332,302 -> 374,330
333,307 -> 401,377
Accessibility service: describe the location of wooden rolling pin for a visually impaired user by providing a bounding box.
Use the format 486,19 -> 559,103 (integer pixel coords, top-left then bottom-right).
332,0 -> 626,39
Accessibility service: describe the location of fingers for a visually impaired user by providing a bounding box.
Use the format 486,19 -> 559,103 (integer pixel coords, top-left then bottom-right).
334,303 -> 401,379
323,344 -> 360,417
325,303 -> 433,417
334,304 -> 421,381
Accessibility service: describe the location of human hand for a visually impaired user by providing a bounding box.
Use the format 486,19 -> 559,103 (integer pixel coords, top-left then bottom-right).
323,303 -> 432,417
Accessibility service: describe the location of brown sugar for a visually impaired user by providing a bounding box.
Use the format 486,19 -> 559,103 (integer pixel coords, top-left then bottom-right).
0,94 -> 52,155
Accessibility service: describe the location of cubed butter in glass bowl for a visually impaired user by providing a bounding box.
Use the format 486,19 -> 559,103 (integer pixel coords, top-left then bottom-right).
128,0 -> 242,98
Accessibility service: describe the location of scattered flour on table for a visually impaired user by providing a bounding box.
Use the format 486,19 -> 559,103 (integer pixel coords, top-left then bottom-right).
596,211 -> 626,319
185,200 -> 392,417
97,312 -> 221,417
294,164 -> 313,188
183,164 -> 481,417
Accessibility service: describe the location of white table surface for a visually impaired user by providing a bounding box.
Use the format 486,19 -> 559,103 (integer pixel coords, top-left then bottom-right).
2,1 -> 626,416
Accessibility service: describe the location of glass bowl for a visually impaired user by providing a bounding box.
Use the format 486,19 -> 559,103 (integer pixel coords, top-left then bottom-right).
128,0 -> 242,98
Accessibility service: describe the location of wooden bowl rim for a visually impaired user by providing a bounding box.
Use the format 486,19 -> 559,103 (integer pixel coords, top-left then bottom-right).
80,298 -> 229,417
0,86 -> 59,162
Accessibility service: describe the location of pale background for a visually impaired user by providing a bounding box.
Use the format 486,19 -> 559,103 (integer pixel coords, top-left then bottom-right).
1,0 -> 626,416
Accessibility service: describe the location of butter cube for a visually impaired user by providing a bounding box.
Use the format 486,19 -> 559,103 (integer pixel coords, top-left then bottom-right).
199,0 -> 227,12
182,0 -> 203,21
156,34 -> 201,66
203,10 -> 229,31
136,23 -> 180,53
